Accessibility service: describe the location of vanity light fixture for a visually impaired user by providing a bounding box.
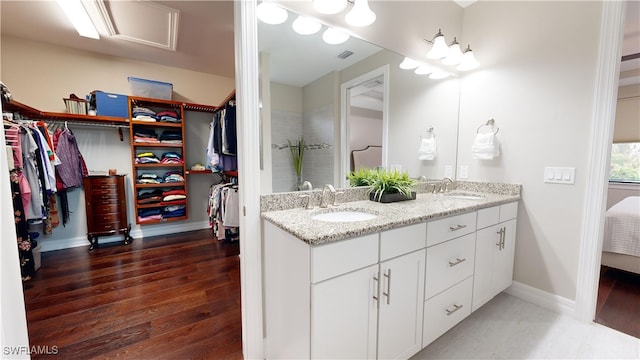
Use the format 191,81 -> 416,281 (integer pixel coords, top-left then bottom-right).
442,37 -> 464,65
56,0 -> 99,39
292,15 -> 322,35
322,27 -> 350,45
313,0 -> 348,15
345,0 -> 376,27
429,68 -> 450,80
399,57 -> 421,70
256,1 -> 289,25
426,29 -> 449,59
414,64 -> 433,75
456,45 -> 480,71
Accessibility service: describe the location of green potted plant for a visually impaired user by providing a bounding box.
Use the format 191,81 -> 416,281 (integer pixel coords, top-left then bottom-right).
347,168 -> 378,187
288,137 -> 305,189
368,169 -> 416,203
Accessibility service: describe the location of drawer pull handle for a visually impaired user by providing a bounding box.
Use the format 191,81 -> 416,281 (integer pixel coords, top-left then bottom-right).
383,269 -> 391,305
446,304 -> 463,316
373,275 -> 379,301
496,227 -> 506,250
448,258 -> 466,267
449,224 -> 467,232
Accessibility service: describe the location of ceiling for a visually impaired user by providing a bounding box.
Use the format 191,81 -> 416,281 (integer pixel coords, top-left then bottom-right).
0,0 -> 638,82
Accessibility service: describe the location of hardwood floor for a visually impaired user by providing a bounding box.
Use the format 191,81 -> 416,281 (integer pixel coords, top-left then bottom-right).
596,266 -> 640,339
22,229 -> 242,359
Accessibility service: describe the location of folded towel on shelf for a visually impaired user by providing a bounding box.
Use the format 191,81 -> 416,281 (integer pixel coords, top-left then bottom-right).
472,132 -> 500,160
418,136 -> 437,160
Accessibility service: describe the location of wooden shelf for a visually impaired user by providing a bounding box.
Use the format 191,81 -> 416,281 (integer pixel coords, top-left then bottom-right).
3,99 -> 128,124
137,216 -> 188,225
185,169 -> 211,175
132,142 -> 183,148
130,120 -> 182,128
136,201 -> 187,209
134,182 -> 185,188
134,163 -> 185,168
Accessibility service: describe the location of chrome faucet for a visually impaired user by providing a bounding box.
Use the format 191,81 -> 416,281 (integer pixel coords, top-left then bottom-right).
320,184 -> 337,208
440,177 -> 455,192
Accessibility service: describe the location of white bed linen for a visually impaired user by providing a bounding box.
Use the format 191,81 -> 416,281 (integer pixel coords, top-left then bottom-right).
603,196 -> 640,257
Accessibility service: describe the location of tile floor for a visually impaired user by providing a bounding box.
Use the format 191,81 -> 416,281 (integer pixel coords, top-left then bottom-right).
412,293 -> 640,359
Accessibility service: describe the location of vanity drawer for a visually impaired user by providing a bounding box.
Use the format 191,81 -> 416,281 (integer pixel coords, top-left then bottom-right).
425,233 -> 475,299
427,212 -> 476,247
311,233 -> 379,283
500,202 -> 518,222
422,276 -> 473,347
477,206 -> 500,229
380,223 -> 426,261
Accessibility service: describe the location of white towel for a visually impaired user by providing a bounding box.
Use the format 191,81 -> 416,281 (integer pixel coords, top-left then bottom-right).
472,132 -> 500,160
418,137 -> 437,160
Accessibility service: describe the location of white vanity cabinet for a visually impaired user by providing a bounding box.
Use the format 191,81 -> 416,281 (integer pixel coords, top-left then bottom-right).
422,213 -> 477,346
263,221 -> 426,360
472,202 -> 518,311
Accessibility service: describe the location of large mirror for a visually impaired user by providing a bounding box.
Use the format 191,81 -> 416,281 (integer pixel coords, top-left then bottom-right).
259,6 -> 461,193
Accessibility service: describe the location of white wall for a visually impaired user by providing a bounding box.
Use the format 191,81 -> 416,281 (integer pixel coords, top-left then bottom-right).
1,35 -> 235,251
458,1 -> 604,300
270,82 -> 303,192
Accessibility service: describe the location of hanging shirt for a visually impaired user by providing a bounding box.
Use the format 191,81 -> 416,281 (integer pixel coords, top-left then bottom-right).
55,129 -> 85,189
21,127 -> 44,220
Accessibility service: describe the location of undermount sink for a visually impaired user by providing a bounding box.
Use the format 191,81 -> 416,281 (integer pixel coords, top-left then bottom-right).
442,192 -> 486,200
312,210 -> 378,222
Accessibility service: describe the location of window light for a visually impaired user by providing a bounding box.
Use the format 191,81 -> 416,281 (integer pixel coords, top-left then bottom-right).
56,0 -> 99,39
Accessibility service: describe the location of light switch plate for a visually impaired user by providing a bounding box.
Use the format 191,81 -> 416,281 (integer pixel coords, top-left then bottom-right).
444,165 -> 453,178
459,165 -> 469,179
544,167 -> 575,184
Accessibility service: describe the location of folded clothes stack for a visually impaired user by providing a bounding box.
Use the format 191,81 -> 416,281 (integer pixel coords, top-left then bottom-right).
162,189 -> 187,204
157,110 -> 181,123
136,173 -> 163,184
162,205 -> 186,218
136,152 -> 160,164
132,106 -> 158,122
159,130 -> 182,144
133,127 -> 159,143
163,171 -> 184,183
138,208 -> 162,222
160,152 -> 183,164
137,189 -> 163,204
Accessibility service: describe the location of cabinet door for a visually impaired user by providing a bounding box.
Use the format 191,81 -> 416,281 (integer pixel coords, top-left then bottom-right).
492,219 -> 517,294
311,264 -> 378,360
378,249 -> 425,360
472,224 -> 498,311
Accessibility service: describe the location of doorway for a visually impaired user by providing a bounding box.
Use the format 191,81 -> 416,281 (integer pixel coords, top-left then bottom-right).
340,66 -> 389,187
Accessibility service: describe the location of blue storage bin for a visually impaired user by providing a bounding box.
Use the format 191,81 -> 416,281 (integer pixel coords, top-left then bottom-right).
128,77 -> 173,100
95,91 -> 129,118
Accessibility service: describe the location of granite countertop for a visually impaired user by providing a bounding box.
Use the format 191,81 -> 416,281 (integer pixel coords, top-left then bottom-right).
262,190 -> 520,246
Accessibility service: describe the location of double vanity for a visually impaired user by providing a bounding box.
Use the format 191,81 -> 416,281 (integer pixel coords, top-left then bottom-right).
261,181 -> 521,359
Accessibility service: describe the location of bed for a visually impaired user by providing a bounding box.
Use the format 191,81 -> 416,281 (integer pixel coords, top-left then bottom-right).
601,196 -> 640,274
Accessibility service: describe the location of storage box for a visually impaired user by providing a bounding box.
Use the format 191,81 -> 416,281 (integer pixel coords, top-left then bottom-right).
94,91 -> 129,118
128,77 -> 173,100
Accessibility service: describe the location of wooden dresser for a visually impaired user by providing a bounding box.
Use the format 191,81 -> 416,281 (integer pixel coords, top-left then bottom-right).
83,175 -> 132,250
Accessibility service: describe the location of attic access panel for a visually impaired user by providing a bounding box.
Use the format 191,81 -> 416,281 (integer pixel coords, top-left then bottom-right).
97,0 -> 179,51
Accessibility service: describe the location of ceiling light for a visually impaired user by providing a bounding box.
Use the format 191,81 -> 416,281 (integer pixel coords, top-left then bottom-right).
442,38 -> 464,65
399,57 -> 421,70
415,65 -> 433,75
426,29 -> 449,59
429,69 -> 450,80
257,2 -> 288,25
323,28 -> 350,45
457,45 -> 480,71
56,0 -> 99,39
345,0 -> 376,27
292,15 -> 322,35
313,0 -> 348,14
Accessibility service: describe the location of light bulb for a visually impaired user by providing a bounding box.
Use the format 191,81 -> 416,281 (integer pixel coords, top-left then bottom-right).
323,27 -> 350,44
399,57 -> 421,70
257,2 -> 288,25
292,15 -> 322,35
345,0 -> 376,27
442,38 -> 463,65
313,0 -> 347,14
457,45 -> 479,71
426,30 -> 449,59
429,69 -> 450,80
414,65 -> 433,75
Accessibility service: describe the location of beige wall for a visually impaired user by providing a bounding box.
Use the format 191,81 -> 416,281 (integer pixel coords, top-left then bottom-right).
1,35 -> 235,110
1,35 -> 235,250
613,84 -> 640,142
459,1 -> 603,300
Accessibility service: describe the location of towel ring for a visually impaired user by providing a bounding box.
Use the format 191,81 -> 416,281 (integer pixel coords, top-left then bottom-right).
422,127 -> 436,139
476,118 -> 499,135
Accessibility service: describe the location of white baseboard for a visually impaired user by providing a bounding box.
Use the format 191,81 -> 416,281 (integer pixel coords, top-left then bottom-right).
505,281 -> 576,318
39,220 -> 211,252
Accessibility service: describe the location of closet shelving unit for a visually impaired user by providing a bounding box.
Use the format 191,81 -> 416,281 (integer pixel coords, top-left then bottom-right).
2,99 -> 128,124
129,96 -> 188,225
